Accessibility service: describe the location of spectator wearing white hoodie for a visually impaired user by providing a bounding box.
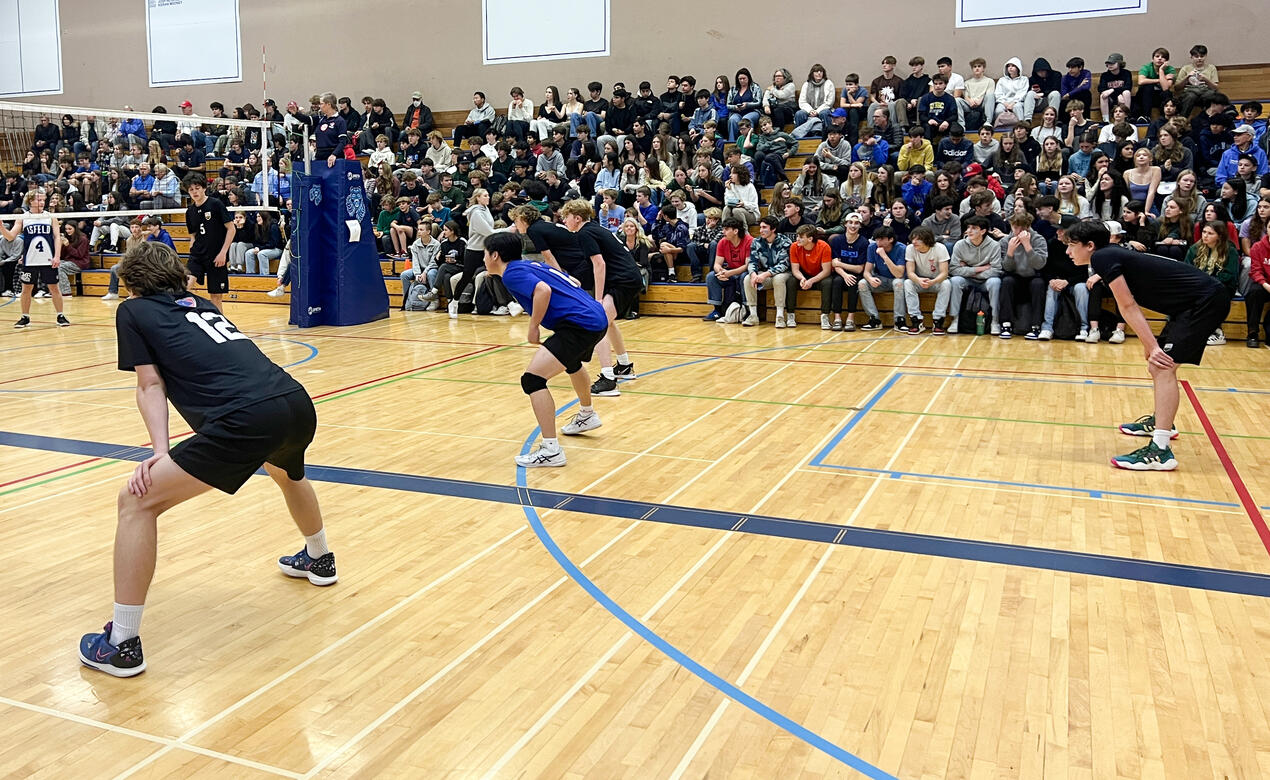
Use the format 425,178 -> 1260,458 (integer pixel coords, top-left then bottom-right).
995,58 -> 1032,122
794,64 -> 836,137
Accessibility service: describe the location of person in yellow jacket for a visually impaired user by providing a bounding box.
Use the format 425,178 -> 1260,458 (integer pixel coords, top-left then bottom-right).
897,126 -> 934,172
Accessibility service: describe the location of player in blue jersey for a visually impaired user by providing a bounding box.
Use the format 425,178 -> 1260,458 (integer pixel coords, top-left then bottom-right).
2,191 -> 70,328
483,231 -> 609,467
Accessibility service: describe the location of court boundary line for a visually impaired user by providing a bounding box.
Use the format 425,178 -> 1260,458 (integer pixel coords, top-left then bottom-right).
810,372 -> 1266,513
307,339 -> 866,776
108,526 -> 529,780
0,695 -> 300,779
1182,379 -> 1270,555
667,337 -> 939,776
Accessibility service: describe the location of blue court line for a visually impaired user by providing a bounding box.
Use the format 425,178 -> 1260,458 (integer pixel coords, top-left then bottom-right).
810,371 -> 1270,511
513,414 -> 897,779
812,462 -> 1247,509
0,338 -> 319,394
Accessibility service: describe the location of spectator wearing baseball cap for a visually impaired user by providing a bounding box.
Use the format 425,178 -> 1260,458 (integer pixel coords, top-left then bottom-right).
1098,53 -> 1132,120
1214,123 -> 1269,187
175,100 -> 206,153
404,91 -> 434,135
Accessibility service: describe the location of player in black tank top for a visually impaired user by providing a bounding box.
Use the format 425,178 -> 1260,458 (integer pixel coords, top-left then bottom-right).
1066,220 -> 1231,472
77,242 -> 337,678
0,190 -> 69,328
557,199 -> 640,397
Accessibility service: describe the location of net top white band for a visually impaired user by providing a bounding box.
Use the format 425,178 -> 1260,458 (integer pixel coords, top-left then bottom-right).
0,100 -> 271,130
0,206 -> 280,222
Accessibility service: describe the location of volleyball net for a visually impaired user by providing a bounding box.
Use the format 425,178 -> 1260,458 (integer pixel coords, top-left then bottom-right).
0,99 -> 280,224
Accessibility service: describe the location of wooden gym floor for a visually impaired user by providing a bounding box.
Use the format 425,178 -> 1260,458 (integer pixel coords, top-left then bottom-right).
2,295 -> 1270,779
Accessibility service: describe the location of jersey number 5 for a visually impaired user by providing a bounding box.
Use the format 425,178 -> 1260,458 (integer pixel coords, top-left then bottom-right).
186,311 -> 248,343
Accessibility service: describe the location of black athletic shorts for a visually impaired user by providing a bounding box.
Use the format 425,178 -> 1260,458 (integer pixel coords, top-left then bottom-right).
170,388 -> 316,494
19,265 -> 57,285
1159,289 -> 1232,365
187,256 -> 230,295
543,324 -> 608,374
603,281 -> 640,321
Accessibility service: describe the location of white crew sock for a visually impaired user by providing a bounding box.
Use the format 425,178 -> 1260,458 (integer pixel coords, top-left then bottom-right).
305,528 -> 329,558
1152,429 -> 1174,449
541,437 -> 560,452
601,366 -> 615,380
776,308 -> 785,319
110,603 -> 145,645
579,405 -> 594,415
616,353 -> 630,365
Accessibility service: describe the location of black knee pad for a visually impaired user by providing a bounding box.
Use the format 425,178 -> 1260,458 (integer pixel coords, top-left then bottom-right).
521,372 -> 548,395
564,361 -> 584,375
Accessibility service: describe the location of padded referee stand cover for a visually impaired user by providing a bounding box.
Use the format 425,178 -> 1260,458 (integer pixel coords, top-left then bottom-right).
289,161 -> 388,327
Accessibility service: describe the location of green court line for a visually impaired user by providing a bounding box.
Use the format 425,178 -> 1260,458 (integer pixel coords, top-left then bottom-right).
2,349 -> 519,495
404,374 -> 863,412
0,460 -> 119,496
625,335 -> 1270,375
410,373 -> 1270,441
313,345 -> 516,405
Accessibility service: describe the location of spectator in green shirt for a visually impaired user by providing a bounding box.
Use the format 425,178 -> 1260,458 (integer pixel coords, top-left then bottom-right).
1134,47 -> 1178,122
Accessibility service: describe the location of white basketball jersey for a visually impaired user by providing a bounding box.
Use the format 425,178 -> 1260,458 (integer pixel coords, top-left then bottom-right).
22,213 -> 54,267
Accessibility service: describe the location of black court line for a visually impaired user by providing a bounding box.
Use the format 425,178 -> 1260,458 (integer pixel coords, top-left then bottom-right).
4,429 -> 1270,598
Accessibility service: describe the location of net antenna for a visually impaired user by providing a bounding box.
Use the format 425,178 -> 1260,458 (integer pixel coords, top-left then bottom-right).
0,100 -> 275,223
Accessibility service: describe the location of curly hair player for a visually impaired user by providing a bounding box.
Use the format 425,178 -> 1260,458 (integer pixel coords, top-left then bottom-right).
78,243 -> 336,677
1065,220 -> 1232,471
482,231 -> 609,468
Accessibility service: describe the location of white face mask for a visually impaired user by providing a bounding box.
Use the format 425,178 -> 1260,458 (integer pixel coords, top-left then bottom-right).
413,99 -> 421,105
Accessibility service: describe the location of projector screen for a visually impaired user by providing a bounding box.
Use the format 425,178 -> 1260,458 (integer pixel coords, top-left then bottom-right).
0,0 -> 62,98
146,0 -> 242,88
955,0 -> 1146,27
483,0 -> 609,65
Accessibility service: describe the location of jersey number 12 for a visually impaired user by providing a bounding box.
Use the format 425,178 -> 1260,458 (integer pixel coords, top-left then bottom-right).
186,311 -> 248,343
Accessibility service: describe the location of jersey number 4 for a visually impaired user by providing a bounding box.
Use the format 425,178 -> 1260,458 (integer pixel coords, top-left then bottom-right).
186,311 -> 248,343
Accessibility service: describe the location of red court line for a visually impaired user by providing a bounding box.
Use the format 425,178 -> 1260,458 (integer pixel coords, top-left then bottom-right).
626,347 -> 1141,381
309,346 -> 503,400
0,455 -> 103,488
0,361 -> 115,386
1181,379 -> 1270,557
0,347 -> 501,488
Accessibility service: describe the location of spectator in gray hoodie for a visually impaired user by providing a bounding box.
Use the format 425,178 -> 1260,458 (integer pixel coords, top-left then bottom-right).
921,196 -> 962,252
948,215 -> 1003,333
997,211 -> 1049,339
812,124 -> 852,182
402,223 -> 442,310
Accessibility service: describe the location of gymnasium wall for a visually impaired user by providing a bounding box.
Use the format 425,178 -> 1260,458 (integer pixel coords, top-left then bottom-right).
36,0 -> 1260,114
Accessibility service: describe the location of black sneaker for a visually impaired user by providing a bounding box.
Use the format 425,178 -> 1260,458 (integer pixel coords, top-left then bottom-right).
1024,325 -> 1040,340
999,322 -> 1013,339
13,315 -> 30,329
860,318 -> 883,331
892,316 -> 907,332
278,548 -> 338,586
56,313 -> 70,327
614,362 -> 637,381
590,375 -> 620,397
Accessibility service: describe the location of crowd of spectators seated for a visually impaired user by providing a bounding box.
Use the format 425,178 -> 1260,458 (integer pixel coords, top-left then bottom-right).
4,43 -> 1270,347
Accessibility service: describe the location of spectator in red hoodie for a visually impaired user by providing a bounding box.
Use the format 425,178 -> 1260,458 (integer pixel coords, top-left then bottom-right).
1246,233 -> 1270,348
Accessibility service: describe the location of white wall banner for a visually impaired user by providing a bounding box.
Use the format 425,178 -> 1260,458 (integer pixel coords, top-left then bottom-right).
955,0 -> 1147,27
0,0 -> 62,98
483,0 -> 609,65
146,0 -> 242,87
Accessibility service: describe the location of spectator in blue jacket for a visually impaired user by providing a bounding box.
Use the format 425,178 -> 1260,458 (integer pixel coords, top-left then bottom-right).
852,126 -> 889,168
1214,124 -> 1269,187
119,108 -> 147,146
